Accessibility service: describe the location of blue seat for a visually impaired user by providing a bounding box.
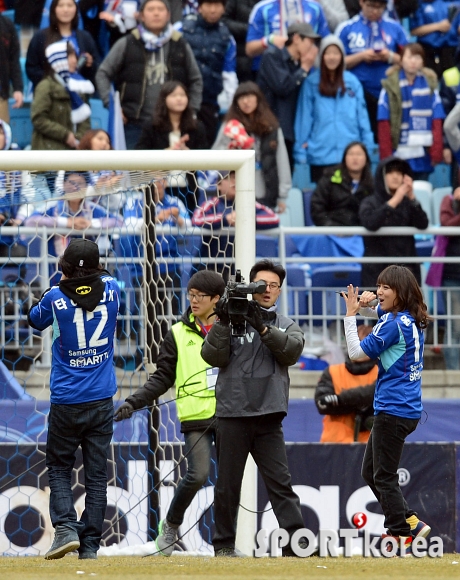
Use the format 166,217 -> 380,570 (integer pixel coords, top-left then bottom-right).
90,98 -> 109,131
283,234 -> 301,258
310,265 -> 361,322
415,238 -> 434,257
256,235 -> 278,258
302,189 -> 314,226
18,57 -> 33,103
429,163 -> 452,189
8,103 -> 33,149
286,265 -> 307,324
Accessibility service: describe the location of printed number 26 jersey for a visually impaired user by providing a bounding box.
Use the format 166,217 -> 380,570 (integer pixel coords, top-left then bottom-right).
29,276 -> 120,404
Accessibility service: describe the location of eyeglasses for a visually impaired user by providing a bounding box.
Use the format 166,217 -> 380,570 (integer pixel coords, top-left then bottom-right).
259,282 -> 281,290
187,293 -> 211,302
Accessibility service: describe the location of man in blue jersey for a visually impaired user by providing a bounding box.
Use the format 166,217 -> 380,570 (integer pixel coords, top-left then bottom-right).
335,0 -> 407,134
28,239 -> 120,561
245,0 -> 329,72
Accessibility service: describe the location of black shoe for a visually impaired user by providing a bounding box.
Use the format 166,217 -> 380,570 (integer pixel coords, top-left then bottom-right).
79,552 -> 97,560
214,547 -> 246,557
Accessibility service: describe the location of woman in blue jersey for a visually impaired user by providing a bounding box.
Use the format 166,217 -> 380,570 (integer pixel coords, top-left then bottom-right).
342,265 -> 431,556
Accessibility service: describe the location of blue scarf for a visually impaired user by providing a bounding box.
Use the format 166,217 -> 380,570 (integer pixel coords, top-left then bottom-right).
396,70 -> 433,159
45,41 -> 94,125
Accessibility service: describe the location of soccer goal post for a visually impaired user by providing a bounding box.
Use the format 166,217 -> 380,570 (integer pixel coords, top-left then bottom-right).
0,149 -> 257,557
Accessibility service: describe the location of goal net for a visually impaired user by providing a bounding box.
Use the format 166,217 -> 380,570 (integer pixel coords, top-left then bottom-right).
0,149 -> 257,556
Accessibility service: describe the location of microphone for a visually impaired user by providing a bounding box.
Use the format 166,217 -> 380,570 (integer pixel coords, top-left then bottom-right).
336,292 -> 378,307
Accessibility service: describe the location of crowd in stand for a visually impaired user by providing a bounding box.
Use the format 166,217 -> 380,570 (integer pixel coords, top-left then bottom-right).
3,0 -> 460,371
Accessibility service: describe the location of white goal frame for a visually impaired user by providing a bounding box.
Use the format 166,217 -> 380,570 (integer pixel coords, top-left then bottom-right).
1,149 -> 258,556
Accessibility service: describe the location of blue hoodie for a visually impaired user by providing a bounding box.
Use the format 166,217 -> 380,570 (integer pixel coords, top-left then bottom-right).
293,35 -> 375,167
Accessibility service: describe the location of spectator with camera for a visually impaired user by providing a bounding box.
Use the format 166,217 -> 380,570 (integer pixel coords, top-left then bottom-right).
257,22 -> 320,172
315,324 -> 377,443
335,0 -> 407,136
201,259 -> 308,557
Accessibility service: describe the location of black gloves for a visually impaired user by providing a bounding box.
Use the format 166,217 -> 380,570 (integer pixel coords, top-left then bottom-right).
243,300 -> 266,334
317,394 -> 339,411
213,297 -> 230,325
114,401 -> 134,422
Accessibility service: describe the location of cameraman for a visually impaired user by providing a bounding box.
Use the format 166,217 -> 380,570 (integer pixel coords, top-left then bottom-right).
201,259 -> 306,557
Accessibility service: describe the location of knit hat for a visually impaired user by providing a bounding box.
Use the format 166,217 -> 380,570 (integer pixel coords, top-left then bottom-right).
45,41 -> 94,124
319,35 -> 346,61
140,0 -> 170,11
63,239 -> 100,269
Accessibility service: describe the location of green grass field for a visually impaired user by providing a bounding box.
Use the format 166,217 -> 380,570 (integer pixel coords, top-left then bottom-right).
0,555 -> 459,580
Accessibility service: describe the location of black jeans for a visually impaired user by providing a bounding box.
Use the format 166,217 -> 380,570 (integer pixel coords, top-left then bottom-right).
361,412 -> 419,536
167,428 -> 215,526
213,413 -> 304,550
46,397 -> 114,554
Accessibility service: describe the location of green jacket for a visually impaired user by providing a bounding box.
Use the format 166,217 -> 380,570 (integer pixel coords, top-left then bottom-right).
381,65 -> 438,151
31,75 -> 91,150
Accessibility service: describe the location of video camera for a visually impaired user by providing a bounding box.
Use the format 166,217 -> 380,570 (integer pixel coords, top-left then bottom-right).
221,270 -> 266,336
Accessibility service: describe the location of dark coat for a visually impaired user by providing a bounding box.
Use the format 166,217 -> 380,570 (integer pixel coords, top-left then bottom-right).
135,119 -> 208,150
359,157 -> 429,287
0,15 -> 23,100
257,46 -> 308,142
14,0 -> 46,27
201,311 -> 304,418
182,14 -> 231,103
311,166 -> 373,227
222,0 -> 259,81
31,76 -> 91,150
25,28 -> 101,89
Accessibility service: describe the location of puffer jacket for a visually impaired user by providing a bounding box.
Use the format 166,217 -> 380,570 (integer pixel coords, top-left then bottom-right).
31,76 -> 91,150
201,309 -> 304,418
311,166 -> 373,226
359,156 -> 429,287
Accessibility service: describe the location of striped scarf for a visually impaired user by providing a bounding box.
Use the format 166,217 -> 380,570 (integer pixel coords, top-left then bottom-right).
45,41 -> 94,125
396,70 -> 433,160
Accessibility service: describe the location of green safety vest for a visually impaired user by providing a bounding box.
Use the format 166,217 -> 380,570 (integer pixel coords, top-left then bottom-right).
171,320 -> 216,423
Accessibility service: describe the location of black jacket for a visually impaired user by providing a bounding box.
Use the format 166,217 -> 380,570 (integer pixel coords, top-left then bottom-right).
257,46 -> 308,143
182,14 -> 232,103
25,28 -> 101,89
311,166 -> 373,227
359,156 -> 429,287
201,310 -> 304,418
0,15 -> 23,100
135,119 -> 208,150
222,0 -> 259,81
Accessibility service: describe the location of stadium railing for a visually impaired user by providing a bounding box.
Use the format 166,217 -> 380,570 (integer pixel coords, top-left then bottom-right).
1,225 -> 458,369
